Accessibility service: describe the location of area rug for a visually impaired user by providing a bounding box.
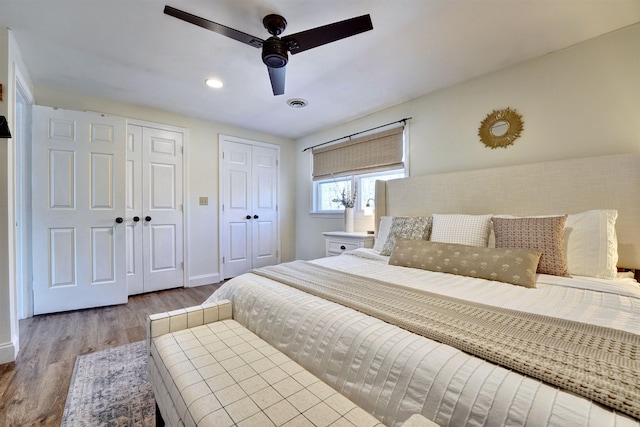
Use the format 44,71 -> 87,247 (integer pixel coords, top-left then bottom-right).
61,341 -> 155,426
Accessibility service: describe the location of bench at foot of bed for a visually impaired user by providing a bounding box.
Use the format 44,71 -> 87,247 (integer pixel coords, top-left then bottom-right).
147,300 -> 423,427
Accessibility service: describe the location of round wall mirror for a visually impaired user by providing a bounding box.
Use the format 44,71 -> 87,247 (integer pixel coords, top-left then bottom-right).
478,108 -> 524,149
491,120 -> 509,137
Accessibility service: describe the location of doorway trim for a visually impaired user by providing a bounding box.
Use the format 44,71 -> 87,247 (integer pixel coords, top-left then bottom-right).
14,67 -> 34,320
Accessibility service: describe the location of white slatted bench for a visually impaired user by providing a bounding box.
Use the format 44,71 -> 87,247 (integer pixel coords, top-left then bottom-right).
147,300 -> 391,427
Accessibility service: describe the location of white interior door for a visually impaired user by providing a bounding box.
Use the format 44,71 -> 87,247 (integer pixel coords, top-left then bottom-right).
125,125 -> 144,295
220,136 -> 279,279
251,145 -> 278,269
32,106 -> 127,315
221,141 -> 252,278
126,124 -> 184,295
141,127 -> 184,292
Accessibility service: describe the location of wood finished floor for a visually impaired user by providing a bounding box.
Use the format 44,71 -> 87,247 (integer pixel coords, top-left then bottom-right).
0,283 -> 223,427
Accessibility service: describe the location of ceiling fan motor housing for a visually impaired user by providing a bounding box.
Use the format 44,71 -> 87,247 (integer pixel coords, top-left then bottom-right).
262,37 -> 288,68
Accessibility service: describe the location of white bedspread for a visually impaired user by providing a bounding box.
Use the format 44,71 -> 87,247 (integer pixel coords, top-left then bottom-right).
206,249 -> 640,427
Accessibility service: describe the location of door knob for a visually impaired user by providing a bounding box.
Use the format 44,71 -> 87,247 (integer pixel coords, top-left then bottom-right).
145,216 -> 152,222
253,215 -> 259,219
133,216 -> 140,222
245,215 -> 252,220
115,217 -> 124,224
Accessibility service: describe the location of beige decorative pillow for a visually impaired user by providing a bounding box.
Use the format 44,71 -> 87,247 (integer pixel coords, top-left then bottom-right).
489,210 -> 618,279
389,238 -> 542,288
492,215 -> 570,277
380,216 -> 432,256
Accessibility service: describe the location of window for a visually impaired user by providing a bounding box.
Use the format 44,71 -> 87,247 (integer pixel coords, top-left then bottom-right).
357,170 -> 405,211
315,177 -> 352,212
313,169 -> 405,214
310,125 -> 406,214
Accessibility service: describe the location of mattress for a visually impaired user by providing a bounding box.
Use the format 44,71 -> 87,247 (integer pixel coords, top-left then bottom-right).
205,249 -> 640,427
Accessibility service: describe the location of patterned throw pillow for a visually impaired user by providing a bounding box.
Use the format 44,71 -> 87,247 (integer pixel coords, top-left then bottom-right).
430,214 -> 493,247
388,238 -> 542,288
492,215 -> 570,277
380,216 -> 432,256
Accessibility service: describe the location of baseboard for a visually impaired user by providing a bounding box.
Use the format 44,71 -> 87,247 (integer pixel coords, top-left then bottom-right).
188,273 -> 221,288
0,340 -> 18,365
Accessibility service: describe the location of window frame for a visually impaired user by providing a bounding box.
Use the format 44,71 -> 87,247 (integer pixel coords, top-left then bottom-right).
311,168 -> 406,215
309,124 -> 409,216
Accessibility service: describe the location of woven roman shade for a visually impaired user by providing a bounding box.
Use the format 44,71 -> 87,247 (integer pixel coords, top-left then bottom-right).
312,127 -> 404,181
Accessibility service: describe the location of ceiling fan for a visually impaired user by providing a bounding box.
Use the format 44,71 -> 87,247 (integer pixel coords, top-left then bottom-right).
164,5 -> 373,96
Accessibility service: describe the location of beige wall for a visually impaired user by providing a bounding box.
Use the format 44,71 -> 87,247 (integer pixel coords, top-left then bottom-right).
0,28 -> 14,364
0,28 -> 33,364
32,87 -> 297,286
295,23 -> 640,261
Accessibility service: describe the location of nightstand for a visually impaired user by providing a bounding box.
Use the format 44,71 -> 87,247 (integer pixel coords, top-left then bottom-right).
322,231 -> 375,257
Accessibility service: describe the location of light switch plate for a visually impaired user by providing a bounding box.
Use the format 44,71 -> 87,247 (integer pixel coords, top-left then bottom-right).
199,197 -> 208,206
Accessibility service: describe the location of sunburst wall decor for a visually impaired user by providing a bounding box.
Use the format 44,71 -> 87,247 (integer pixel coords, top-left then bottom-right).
478,107 -> 524,149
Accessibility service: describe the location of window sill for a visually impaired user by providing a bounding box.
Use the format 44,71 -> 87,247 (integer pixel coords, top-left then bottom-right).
309,212 -> 343,219
310,211 -> 369,219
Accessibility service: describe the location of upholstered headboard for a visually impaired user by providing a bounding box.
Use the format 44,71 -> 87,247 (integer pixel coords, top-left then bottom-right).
375,153 -> 640,269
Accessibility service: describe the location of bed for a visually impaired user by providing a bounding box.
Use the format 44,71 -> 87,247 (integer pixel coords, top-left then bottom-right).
205,153 -> 640,427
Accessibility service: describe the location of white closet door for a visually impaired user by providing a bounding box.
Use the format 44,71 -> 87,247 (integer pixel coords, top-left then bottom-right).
221,141 -> 253,278
220,136 -> 280,279
251,145 -> 278,269
125,125 -> 144,295
32,106 -> 127,315
141,127 -> 184,292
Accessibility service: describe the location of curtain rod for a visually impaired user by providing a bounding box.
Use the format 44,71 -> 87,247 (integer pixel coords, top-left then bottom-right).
302,117 -> 412,152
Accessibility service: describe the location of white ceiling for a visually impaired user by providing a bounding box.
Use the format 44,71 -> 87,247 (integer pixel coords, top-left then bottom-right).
1,0 -> 639,139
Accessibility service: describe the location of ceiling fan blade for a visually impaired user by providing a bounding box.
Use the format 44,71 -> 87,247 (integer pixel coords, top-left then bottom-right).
267,66 -> 286,96
164,5 -> 264,48
282,14 -> 373,55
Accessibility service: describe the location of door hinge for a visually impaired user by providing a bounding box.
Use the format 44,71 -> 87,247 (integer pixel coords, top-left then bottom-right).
222,256 -> 225,264
180,262 -> 184,270
222,151 -> 225,159
179,204 -> 183,212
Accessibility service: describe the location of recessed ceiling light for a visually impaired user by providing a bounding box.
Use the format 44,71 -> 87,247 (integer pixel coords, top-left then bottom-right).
205,78 -> 223,89
287,98 -> 308,108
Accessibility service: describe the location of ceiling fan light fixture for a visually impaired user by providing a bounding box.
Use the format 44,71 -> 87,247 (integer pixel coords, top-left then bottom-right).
287,98 -> 308,108
205,78 -> 224,89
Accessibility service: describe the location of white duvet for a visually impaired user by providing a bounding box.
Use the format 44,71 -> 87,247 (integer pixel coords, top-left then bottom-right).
206,249 -> 640,427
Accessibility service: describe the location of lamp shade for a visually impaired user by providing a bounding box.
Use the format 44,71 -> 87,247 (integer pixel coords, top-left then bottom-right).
0,116 -> 11,138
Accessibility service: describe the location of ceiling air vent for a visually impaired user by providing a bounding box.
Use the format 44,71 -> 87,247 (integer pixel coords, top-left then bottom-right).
287,98 -> 309,108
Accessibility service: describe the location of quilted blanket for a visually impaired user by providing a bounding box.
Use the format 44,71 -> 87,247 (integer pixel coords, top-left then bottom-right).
251,260 -> 640,420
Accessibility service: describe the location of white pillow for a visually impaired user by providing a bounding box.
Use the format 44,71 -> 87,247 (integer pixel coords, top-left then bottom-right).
430,214 -> 493,247
564,210 -> 618,279
489,210 -> 619,279
373,216 -> 393,252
